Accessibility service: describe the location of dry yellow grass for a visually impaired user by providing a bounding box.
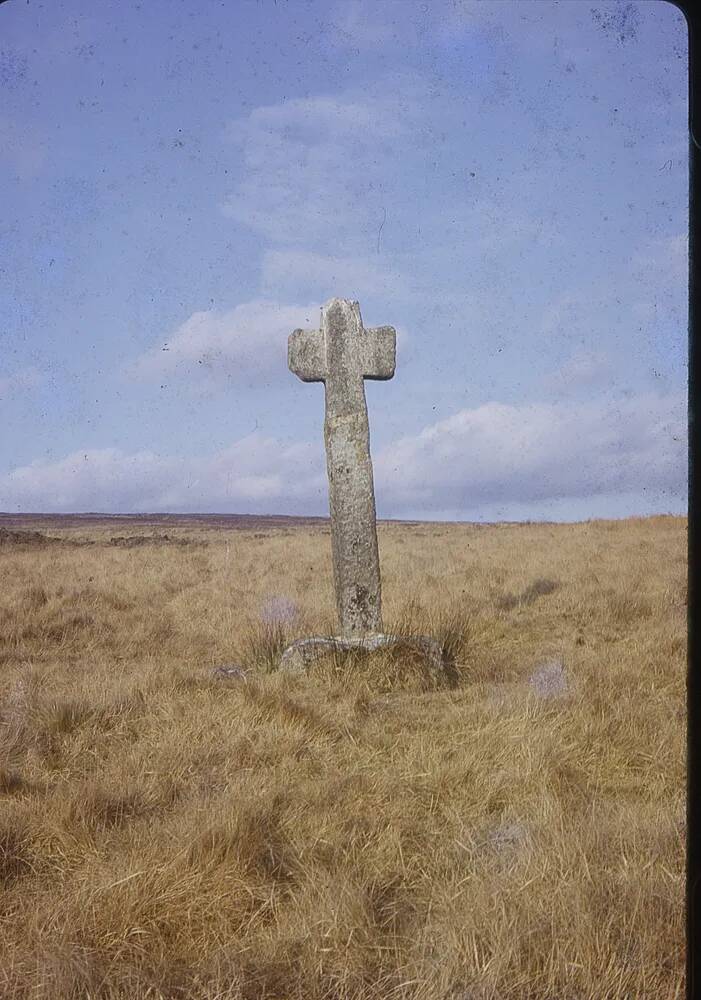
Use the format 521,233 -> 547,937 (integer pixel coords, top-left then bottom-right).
0,515 -> 686,999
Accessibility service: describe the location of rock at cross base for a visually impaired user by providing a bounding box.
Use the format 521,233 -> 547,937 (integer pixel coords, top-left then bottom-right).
279,633 -> 445,677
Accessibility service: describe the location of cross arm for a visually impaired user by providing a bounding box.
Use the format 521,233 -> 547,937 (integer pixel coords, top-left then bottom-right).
288,327 -> 326,382
361,325 -> 396,380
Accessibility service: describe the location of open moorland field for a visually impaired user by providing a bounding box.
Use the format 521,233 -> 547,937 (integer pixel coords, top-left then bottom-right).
0,514 -> 686,1000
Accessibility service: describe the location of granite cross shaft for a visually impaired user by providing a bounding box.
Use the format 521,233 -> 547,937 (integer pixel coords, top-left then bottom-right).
289,297 -> 394,638
279,298 -> 444,677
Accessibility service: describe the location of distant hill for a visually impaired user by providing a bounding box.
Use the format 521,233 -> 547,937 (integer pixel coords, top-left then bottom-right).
0,512 -> 428,530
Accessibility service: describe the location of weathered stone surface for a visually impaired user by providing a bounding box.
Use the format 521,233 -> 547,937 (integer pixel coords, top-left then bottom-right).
288,298 -> 395,639
282,297 -> 443,680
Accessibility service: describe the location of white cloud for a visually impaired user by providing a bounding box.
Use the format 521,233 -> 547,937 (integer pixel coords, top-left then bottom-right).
373,392 -> 686,513
1,392 -> 686,519
0,365 -> 42,397
326,0 -> 423,50
259,250 -> 418,331
262,250 -> 401,300
542,351 -> 612,393
228,95 -> 408,141
128,300 -> 320,383
0,435 -> 326,514
128,293 -> 412,385
220,87 -> 426,250
221,81 -> 559,266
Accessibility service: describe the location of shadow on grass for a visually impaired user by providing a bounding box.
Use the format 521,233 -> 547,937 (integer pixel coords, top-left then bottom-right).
496,577 -> 559,611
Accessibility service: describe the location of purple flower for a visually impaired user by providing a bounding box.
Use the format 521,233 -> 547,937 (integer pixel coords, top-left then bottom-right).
260,596 -> 298,625
529,659 -> 568,699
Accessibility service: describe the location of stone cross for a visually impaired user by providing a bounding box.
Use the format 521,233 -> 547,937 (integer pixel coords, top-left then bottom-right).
288,298 -> 395,638
279,297 -> 443,677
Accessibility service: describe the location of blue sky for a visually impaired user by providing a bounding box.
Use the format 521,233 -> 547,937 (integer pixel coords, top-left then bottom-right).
0,0 -> 688,521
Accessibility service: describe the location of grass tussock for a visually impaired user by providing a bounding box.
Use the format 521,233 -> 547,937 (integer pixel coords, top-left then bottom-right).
0,515 -> 686,999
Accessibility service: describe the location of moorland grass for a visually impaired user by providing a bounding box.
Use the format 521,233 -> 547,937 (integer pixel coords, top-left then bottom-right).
0,515 -> 686,999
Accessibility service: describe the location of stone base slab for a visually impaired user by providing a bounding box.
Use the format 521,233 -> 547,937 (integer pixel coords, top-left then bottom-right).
279,633 -> 445,674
